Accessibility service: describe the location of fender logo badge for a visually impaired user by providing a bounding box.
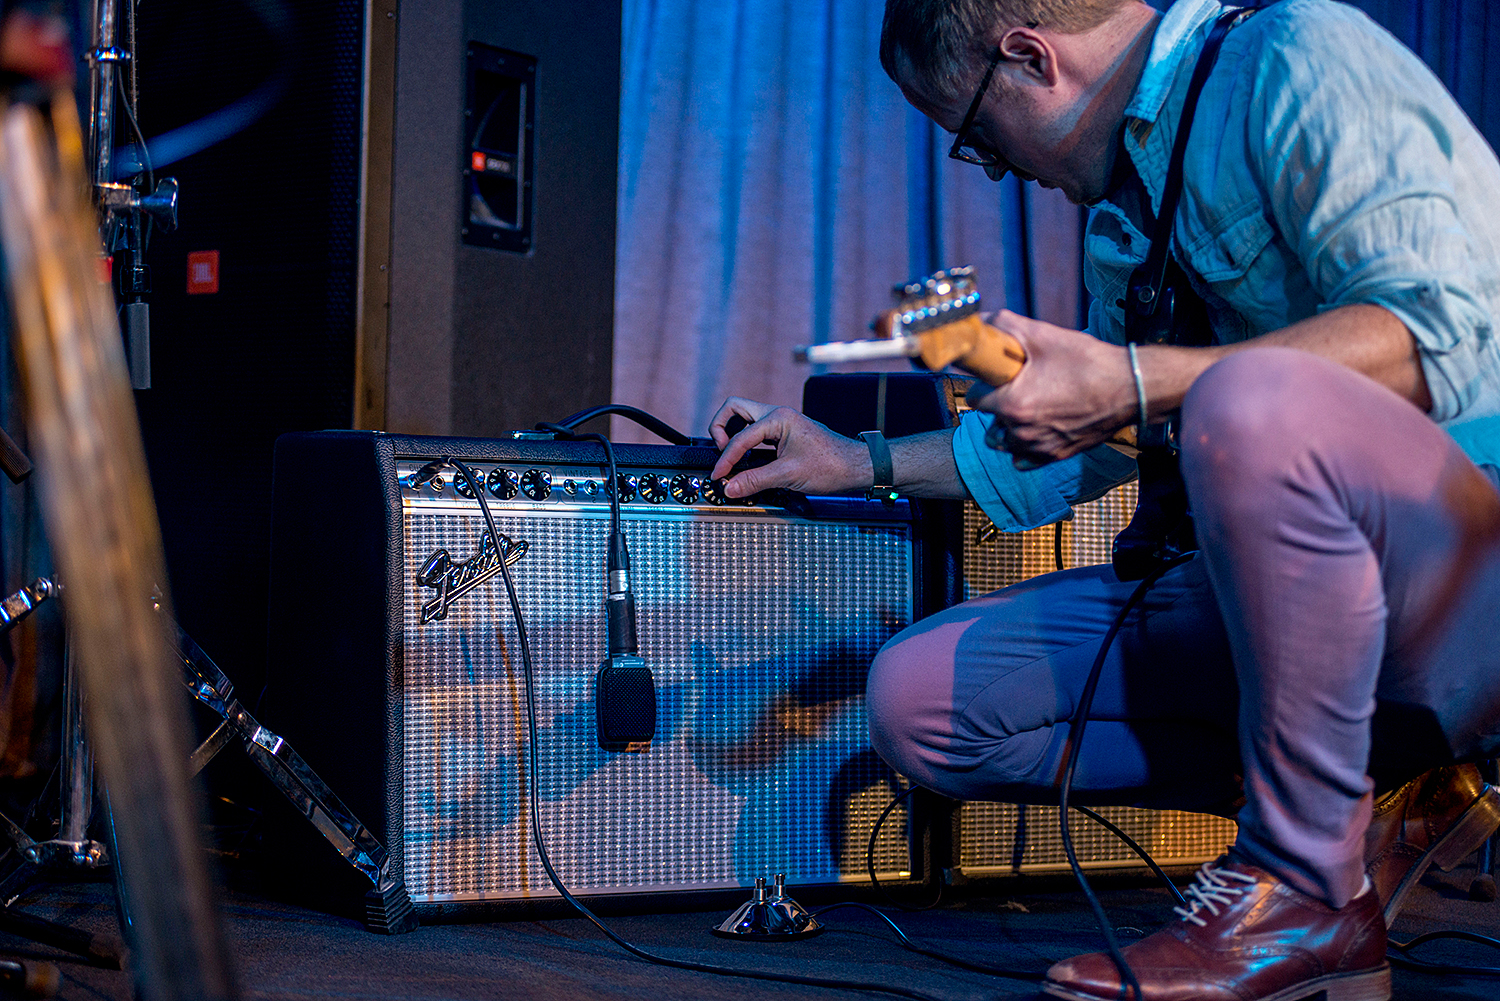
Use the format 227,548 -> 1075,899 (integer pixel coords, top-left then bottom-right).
416,531 -> 528,622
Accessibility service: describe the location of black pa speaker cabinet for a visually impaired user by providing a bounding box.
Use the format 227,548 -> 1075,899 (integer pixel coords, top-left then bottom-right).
126,0 -> 369,706
381,0 -> 619,437
801,374 -> 1237,878
267,431 -> 943,914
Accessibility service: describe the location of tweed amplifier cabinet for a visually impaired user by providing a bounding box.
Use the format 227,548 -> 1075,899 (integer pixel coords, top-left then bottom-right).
801,373 -> 1237,879
955,482 -> 1238,878
266,431 -> 939,913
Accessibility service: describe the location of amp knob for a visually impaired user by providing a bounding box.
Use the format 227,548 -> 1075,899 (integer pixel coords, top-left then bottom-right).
519,469 -> 552,501
486,468 -> 519,500
609,474 -> 638,504
670,474 -> 700,504
638,474 -> 668,504
700,478 -> 731,506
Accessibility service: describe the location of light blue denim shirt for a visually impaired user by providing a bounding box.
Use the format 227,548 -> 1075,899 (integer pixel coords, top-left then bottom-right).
957,0 -> 1500,531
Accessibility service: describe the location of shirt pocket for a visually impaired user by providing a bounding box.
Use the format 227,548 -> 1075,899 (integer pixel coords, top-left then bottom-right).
1183,201 -> 1275,284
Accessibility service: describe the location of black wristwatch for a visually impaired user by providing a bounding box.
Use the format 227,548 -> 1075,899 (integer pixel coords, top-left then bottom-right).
859,430 -> 899,505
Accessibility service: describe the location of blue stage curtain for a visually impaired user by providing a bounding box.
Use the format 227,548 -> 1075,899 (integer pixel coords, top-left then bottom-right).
613,0 -> 1497,443
612,0 -> 1081,442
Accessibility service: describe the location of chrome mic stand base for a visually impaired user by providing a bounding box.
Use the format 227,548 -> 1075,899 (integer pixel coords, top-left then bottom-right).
0,578 -> 124,972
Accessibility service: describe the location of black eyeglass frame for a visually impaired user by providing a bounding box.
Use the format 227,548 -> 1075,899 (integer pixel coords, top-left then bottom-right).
948,47 -> 1008,180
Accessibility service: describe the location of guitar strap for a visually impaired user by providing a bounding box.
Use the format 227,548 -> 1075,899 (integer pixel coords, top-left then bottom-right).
1112,5 -> 1255,581
1124,7 -> 1255,345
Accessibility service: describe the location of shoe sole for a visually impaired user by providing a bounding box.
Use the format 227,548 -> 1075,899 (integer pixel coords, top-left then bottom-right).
1041,964 -> 1391,1001
1383,784 -> 1500,927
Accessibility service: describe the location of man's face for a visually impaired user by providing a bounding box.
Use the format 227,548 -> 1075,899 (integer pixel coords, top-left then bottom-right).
896,40 -> 1115,206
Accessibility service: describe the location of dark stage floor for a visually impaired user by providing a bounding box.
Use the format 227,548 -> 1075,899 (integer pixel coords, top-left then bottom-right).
10,857 -> 1500,1001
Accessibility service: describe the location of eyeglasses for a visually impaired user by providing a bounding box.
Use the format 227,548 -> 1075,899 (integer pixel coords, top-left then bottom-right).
948,47 -> 1009,181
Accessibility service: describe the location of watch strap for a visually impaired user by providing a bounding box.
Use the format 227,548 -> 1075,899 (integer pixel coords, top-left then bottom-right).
859,430 -> 898,503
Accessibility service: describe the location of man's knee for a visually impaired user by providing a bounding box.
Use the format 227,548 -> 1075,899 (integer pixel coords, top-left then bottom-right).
864,639 -> 936,779
864,615 -> 1054,800
864,621 -> 1007,799
1181,348 -> 1320,463
1180,348 -> 1355,516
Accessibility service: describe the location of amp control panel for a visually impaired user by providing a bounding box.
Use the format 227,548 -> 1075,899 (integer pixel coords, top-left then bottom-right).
397,460 -> 754,509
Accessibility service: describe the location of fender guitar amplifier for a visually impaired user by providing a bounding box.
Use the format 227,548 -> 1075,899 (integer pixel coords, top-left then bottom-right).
266,431 -> 941,914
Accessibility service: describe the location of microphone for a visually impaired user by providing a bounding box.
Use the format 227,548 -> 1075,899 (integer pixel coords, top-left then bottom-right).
596,526 -> 655,752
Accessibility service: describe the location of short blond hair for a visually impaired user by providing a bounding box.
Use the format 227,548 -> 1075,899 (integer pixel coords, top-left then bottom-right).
880,0 -> 1132,101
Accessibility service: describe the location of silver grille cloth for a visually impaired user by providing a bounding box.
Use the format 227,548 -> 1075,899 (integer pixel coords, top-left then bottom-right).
400,503 -> 915,901
960,802 -> 1237,874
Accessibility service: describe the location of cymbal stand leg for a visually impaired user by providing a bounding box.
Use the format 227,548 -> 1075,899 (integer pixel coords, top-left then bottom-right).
169,617 -> 417,934
0,588 -> 123,969
24,634 -> 109,871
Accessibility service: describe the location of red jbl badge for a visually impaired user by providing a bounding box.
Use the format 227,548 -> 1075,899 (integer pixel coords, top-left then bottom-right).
187,250 -> 220,295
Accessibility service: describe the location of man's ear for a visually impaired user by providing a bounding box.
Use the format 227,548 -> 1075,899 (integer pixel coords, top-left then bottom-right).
997,26 -> 1058,87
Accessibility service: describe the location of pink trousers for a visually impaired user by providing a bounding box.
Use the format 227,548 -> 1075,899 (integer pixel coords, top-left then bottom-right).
867,348 -> 1500,906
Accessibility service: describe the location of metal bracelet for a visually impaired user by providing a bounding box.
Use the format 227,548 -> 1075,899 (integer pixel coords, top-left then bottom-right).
1127,342 -> 1149,444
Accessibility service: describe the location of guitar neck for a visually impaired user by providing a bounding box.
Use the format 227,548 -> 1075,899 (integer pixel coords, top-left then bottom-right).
911,315 -> 1026,386
799,316 -> 1027,386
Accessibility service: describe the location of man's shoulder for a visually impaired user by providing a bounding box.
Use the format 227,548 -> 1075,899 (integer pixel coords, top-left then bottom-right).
1226,0 -> 1410,73
1238,0 -> 1386,36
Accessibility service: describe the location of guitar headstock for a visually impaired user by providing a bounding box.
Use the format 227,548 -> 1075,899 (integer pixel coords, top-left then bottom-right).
796,265 -> 1022,387
875,266 -> 982,339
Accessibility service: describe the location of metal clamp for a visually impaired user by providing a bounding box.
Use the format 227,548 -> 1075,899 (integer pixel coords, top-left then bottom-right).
96,178 -> 179,232
87,46 -> 133,64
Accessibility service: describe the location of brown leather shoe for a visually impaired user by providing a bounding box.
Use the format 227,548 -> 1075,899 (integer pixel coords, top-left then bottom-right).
1042,857 -> 1389,1001
1365,763 -> 1500,926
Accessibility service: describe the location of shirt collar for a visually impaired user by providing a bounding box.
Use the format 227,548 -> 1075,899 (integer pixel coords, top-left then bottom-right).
1116,0 -> 1227,211
1123,0 -> 1225,127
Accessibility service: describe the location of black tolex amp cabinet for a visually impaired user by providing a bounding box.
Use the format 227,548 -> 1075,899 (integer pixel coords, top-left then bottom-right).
266,431 -> 946,915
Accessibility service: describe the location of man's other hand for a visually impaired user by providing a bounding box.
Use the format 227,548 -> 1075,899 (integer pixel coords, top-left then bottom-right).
708,398 -> 870,499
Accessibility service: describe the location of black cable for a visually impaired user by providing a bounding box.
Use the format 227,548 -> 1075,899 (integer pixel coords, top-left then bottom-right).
115,69 -> 153,191
546,405 -> 705,447
865,785 -> 942,911
1057,551 -> 1197,1001
1074,806 -> 1187,909
534,425 -> 637,657
114,67 -> 152,182
1010,804 -> 1028,872
1387,929 -> 1500,976
809,902 -> 1047,982
535,424 -> 620,534
448,458 -> 957,1001
113,69 -> 154,258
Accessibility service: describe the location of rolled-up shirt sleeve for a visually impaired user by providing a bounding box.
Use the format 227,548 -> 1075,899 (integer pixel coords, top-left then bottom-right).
952,409 -> 1138,532
1340,270 -> 1493,424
